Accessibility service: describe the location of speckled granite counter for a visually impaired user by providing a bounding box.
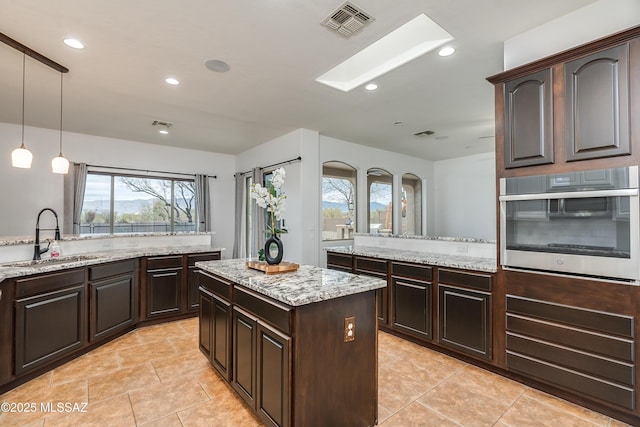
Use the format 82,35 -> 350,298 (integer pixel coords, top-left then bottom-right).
0,245 -> 223,282
196,258 -> 387,306
326,245 -> 497,273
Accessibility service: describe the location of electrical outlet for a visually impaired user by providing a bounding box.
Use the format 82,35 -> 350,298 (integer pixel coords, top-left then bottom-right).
344,316 -> 355,342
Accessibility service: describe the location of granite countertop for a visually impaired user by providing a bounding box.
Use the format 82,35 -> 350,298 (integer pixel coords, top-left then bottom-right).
0,245 -> 224,282
353,233 -> 496,244
327,245 -> 497,273
0,232 -> 212,247
196,258 -> 387,307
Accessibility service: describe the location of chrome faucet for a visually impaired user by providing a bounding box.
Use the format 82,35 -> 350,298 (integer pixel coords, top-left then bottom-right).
33,208 -> 61,260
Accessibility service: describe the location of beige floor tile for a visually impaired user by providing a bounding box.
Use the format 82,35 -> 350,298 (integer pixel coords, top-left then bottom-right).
378,403 -> 394,424
610,418 -> 634,426
152,349 -> 211,382
498,394 -> 603,427
378,364 -> 433,412
43,393 -> 135,427
88,362 -> 159,402
129,374 -> 209,425
117,340 -> 178,367
136,321 -> 189,344
447,364 -> 526,404
139,413 -> 183,427
380,401 -> 461,426
51,350 -> 120,386
418,378 -> 512,426
177,397 -> 260,427
521,389 -> 611,426
92,330 -> 143,354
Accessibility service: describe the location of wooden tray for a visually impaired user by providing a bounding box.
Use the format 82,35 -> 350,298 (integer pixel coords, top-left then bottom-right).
246,261 -> 300,275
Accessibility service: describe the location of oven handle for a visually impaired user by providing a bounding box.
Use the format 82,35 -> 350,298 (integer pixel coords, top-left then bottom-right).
499,188 -> 639,201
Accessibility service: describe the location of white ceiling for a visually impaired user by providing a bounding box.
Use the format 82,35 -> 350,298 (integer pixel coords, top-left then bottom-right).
0,0 -> 597,161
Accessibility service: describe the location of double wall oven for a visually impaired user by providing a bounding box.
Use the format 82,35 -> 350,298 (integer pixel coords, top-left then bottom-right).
499,166 -> 639,282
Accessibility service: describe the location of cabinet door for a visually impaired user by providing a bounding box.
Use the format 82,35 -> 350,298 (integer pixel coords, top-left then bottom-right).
392,277 -> 431,340
145,268 -> 183,318
198,287 -> 213,360
257,321 -> 291,427
212,294 -> 231,381
15,285 -> 86,375
187,252 -> 221,312
0,281 -> 14,384
233,307 -> 257,410
90,274 -> 135,342
504,68 -> 554,168
438,285 -> 491,360
565,43 -> 630,161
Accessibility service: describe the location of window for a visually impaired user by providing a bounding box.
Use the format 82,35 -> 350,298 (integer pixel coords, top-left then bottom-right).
367,168 -> 393,234
322,161 -> 357,241
81,172 -> 197,234
401,173 -> 422,236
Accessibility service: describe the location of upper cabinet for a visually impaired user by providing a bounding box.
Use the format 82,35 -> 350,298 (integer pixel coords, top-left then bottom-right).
504,69 -> 554,168
488,26 -> 639,175
564,44 -> 630,162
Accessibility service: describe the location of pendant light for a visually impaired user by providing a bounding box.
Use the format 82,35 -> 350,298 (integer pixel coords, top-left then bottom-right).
51,72 -> 69,174
11,53 -> 33,168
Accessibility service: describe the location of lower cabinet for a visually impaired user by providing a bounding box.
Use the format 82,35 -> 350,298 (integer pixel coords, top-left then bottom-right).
188,252 -> 222,312
354,256 -> 389,327
232,307 -> 258,410
89,260 -> 136,342
391,261 -> 433,340
198,270 -> 232,381
438,269 -> 492,360
144,255 -> 184,319
14,270 -> 87,375
257,321 -> 290,427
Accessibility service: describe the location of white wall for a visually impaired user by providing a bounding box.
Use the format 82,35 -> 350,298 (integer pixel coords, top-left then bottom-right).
433,152 -> 496,240
504,0 -> 640,70
0,122 -> 236,257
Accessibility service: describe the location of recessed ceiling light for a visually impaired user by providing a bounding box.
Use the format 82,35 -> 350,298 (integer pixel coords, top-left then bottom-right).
159,129 -> 169,135
205,59 -> 230,73
165,77 -> 180,85
365,83 -> 378,91
438,46 -> 455,57
63,38 -> 84,49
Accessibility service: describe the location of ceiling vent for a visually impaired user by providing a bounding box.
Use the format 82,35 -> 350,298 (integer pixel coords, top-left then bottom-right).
321,2 -> 374,38
414,130 -> 435,137
152,120 -> 173,128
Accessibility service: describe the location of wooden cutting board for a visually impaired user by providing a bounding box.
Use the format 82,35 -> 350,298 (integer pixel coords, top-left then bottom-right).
246,261 -> 300,275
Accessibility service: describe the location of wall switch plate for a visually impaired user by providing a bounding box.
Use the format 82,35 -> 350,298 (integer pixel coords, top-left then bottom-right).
344,316 -> 355,342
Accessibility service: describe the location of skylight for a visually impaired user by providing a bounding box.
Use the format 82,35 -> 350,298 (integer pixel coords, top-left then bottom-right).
315,13 -> 454,92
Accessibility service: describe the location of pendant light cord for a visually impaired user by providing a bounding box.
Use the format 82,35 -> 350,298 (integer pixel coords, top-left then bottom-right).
21,53 -> 25,148
59,72 -> 63,155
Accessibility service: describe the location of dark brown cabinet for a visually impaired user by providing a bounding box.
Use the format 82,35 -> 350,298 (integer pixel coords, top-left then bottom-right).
89,260 -> 136,342
0,279 -> 14,384
438,269 -> 492,360
232,306 -> 258,410
354,256 -> 389,326
14,269 -> 87,375
326,252 -> 353,273
503,68 -> 554,168
391,262 -> 432,340
143,255 -> 184,319
188,252 -> 221,312
198,270 -> 232,381
564,43 -> 630,162
257,321 -> 290,427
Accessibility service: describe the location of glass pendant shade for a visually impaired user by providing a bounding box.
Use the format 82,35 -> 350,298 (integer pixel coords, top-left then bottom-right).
12,144 -> 33,168
51,154 -> 69,174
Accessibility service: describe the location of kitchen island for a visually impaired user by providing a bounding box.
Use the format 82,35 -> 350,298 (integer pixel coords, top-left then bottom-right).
196,259 -> 387,427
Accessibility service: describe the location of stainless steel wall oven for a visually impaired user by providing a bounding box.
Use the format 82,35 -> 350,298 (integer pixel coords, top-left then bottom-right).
499,166 -> 639,282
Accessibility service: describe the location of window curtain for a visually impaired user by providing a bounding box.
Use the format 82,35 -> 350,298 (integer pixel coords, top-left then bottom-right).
195,174 -> 211,232
63,162 -> 87,234
250,167 -> 265,257
232,173 -> 247,258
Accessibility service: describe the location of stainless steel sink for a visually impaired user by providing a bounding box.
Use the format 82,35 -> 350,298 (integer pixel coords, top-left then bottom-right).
1,254 -> 104,268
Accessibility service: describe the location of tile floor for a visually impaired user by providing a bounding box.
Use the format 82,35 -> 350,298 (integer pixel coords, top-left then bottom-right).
0,318 -> 632,426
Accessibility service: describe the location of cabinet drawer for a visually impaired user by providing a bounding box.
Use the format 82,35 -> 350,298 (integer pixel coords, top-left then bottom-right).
234,286 -> 292,335
89,260 -> 135,281
199,271 -> 232,301
188,252 -> 221,266
16,269 -> 85,298
391,262 -> 432,282
146,255 -> 183,270
354,257 -> 387,275
438,269 -> 492,292
327,252 -> 352,269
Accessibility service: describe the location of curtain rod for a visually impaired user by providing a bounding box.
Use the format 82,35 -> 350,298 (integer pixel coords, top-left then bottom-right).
235,156 -> 302,177
0,32 -> 69,73
86,163 -> 217,179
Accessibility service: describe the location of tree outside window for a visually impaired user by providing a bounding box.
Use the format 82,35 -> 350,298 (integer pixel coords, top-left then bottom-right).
322,161 -> 356,241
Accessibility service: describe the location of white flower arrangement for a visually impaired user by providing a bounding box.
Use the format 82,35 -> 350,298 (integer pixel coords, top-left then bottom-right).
251,167 -> 288,237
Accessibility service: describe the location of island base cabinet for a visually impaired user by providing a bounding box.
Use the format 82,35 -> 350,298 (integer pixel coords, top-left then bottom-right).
15,283 -> 86,375
232,307 -> 258,410
257,321 -> 290,427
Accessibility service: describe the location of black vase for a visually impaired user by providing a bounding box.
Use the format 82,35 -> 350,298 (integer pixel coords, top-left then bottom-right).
264,235 -> 283,265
